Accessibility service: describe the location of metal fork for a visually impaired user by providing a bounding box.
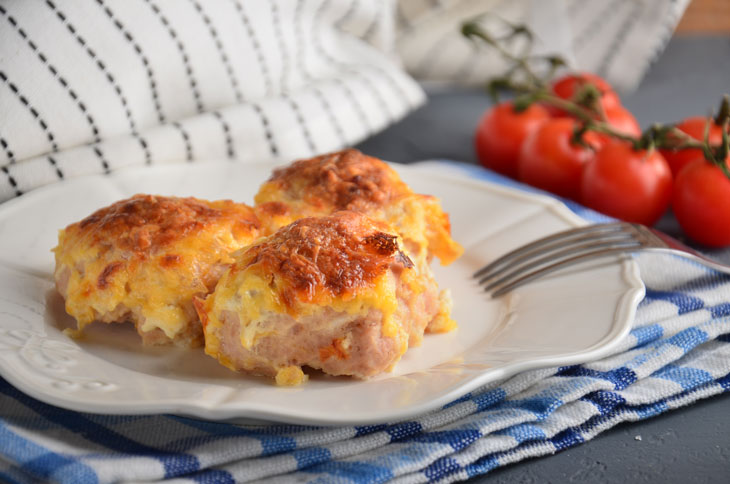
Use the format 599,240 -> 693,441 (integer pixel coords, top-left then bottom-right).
474,222 -> 730,297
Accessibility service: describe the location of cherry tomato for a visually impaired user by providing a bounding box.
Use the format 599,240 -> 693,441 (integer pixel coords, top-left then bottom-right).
548,72 -> 620,116
517,118 -> 601,200
604,105 -> 641,136
547,73 -> 640,145
659,116 -> 726,177
580,140 -> 673,226
475,101 -> 550,178
603,105 -> 641,136
673,157 -> 730,247
592,105 -> 642,146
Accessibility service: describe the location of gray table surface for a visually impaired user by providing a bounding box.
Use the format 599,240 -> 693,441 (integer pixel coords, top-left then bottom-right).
357,35 -> 730,483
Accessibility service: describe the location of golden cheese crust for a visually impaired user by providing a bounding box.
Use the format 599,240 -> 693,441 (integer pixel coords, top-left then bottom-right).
259,148 -> 411,213
74,194 -> 259,252
196,211 -> 436,384
254,149 -> 463,266
54,194 -> 260,347
233,211 -> 414,309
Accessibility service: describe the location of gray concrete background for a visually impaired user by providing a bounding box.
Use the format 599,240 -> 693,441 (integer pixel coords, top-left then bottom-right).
357,36 -> 730,482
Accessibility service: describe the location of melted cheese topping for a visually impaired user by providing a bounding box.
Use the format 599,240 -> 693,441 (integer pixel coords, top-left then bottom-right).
254,149 -> 463,266
428,289 -> 457,334
200,212 -> 417,376
275,365 -> 308,386
53,195 -> 260,343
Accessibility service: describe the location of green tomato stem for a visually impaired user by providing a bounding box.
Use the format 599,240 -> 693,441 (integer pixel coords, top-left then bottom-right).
528,92 -> 642,149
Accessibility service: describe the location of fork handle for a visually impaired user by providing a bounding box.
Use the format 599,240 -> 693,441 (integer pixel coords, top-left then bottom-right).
645,226 -> 730,275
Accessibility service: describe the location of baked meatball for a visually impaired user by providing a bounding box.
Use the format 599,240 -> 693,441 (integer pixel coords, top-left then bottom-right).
53,194 -> 261,347
254,148 -> 462,334
254,148 -> 463,266
195,211 -> 441,385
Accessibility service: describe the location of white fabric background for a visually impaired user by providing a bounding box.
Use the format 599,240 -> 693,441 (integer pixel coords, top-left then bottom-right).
0,0 -> 689,202
396,0 -> 690,91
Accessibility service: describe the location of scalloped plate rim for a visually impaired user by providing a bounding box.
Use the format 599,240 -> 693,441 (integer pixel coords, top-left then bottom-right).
0,160 -> 644,426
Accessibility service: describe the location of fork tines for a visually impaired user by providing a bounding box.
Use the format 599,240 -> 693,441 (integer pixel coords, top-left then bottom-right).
475,222 -> 642,297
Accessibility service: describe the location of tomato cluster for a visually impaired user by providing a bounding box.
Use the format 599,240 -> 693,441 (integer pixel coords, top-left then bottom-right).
474,73 -> 730,247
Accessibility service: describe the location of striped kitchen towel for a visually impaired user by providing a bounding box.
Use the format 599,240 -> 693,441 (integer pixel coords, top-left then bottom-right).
1,161 -> 729,484
397,0 -> 690,92
0,0 -> 688,203
0,0 -> 425,202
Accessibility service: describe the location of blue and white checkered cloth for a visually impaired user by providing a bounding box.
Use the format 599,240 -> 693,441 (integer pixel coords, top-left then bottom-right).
2,162 -> 730,484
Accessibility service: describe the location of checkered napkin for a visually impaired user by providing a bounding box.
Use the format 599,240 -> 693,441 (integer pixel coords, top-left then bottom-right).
2,162 -> 730,484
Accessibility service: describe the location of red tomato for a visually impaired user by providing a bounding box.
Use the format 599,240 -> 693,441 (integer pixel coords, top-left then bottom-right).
604,105 -> 641,136
517,118 -> 601,200
548,72 -> 620,116
673,157 -> 730,247
592,105 -> 642,146
580,140 -> 673,226
659,116 -> 726,177
475,101 -> 551,178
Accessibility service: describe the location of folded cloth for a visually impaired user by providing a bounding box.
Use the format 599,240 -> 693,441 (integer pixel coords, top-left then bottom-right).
1,161 -> 729,484
0,0 -> 425,203
0,0 -> 689,203
396,0 -> 690,92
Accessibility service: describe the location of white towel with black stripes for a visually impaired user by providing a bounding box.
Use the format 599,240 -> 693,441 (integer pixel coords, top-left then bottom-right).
0,0 -> 688,202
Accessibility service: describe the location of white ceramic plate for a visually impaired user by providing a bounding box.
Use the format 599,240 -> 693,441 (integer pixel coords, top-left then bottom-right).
0,161 -> 644,426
